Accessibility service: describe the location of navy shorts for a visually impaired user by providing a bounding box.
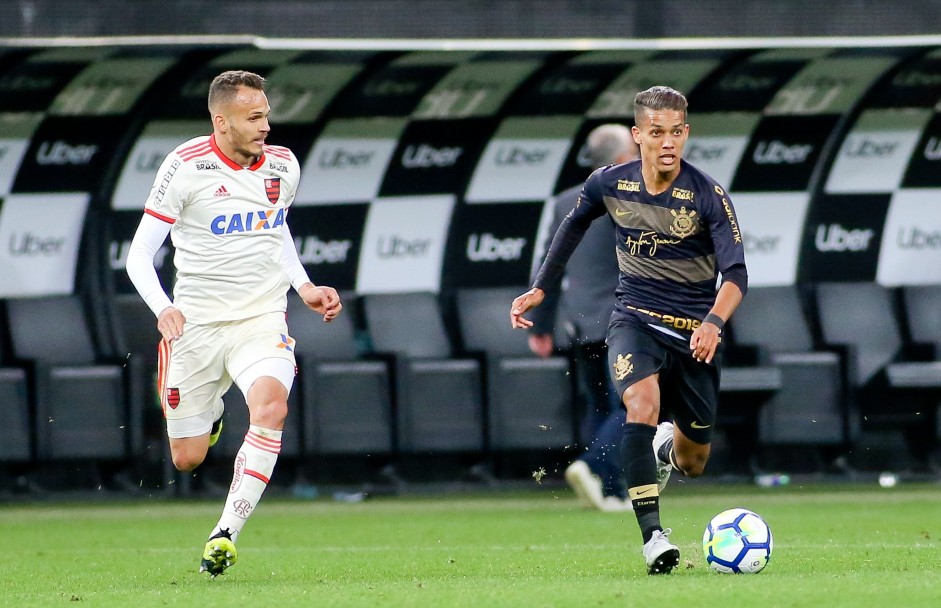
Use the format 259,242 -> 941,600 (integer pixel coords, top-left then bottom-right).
606,313 -> 721,445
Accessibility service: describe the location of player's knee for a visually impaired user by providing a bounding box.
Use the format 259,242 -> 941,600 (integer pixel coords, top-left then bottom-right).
171,449 -> 205,472
251,399 -> 288,428
676,453 -> 708,477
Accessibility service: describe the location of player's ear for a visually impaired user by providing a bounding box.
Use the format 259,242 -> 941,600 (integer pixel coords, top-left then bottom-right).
631,126 -> 641,144
213,113 -> 227,132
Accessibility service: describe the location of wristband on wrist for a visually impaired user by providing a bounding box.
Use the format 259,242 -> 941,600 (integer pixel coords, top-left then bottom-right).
703,313 -> 725,330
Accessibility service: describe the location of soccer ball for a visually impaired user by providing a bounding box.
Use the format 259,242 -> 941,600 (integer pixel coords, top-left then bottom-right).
702,508 -> 773,574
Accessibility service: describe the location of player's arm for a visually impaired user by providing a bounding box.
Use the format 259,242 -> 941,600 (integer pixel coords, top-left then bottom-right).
280,222 -> 342,322
512,172 -> 607,329
126,212 -> 184,341
527,195 -> 568,355
690,185 -> 749,363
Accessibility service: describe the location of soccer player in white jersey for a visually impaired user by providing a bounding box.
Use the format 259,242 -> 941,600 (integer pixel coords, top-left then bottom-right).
126,70 -> 342,577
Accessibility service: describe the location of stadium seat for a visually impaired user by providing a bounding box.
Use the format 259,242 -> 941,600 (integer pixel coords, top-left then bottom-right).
816,282 -> 939,463
0,302 -> 31,464
363,292 -> 484,454
730,285 -> 844,447
5,295 -> 129,462
455,286 -> 575,451
288,292 -> 393,456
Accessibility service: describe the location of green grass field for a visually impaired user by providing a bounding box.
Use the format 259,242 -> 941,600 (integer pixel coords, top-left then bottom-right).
1,482 -> 939,607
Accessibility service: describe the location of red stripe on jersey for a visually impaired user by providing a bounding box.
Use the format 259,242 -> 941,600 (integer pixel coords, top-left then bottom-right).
177,138 -> 211,155
145,208 -> 176,224
245,469 -> 270,484
210,134 -> 245,171
264,145 -> 291,160
179,145 -> 212,162
245,431 -> 282,454
248,153 -> 266,172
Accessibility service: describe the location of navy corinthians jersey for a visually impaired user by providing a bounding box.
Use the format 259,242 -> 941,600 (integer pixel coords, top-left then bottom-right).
534,159 -> 747,336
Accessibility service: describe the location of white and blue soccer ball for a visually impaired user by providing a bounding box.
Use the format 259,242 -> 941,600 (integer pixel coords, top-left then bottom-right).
702,508 -> 773,574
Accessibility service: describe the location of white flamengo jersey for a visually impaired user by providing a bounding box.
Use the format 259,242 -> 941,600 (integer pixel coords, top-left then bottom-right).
144,134 -> 300,324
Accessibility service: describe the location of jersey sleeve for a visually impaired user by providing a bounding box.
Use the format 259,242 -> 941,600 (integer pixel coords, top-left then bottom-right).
703,182 -> 748,295
143,152 -> 188,222
532,169 -> 609,292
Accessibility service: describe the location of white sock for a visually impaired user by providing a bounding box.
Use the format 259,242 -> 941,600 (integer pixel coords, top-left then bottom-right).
211,425 -> 282,542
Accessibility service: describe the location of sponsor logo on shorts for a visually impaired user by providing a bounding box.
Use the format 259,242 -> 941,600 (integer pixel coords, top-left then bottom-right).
690,421 -> 712,429
167,387 -> 180,409
613,353 -> 634,381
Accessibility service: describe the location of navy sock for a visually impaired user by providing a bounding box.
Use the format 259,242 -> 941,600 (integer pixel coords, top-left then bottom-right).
621,422 -> 661,543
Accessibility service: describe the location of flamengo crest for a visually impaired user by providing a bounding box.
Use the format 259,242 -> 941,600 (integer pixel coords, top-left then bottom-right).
265,178 -> 281,204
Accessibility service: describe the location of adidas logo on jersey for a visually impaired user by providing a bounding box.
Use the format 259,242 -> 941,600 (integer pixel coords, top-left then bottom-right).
213,185 -> 231,197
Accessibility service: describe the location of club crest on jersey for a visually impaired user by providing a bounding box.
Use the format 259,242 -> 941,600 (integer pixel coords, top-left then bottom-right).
265,178 -> 281,205
669,206 -> 698,238
211,208 -> 285,234
613,353 -> 634,380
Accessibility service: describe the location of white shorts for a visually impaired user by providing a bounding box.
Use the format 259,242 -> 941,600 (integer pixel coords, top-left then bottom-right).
158,311 -> 297,439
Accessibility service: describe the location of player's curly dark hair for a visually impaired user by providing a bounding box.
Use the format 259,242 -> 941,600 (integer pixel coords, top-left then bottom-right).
208,70 -> 267,113
634,85 -> 688,124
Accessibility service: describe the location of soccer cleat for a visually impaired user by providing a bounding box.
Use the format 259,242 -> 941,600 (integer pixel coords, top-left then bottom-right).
643,528 -> 680,575
564,460 -> 606,510
652,421 -> 674,493
199,529 -> 237,578
208,417 -> 223,448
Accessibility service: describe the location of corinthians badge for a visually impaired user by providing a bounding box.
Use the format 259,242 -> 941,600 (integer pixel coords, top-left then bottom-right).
669,206 -> 697,238
613,353 -> 634,380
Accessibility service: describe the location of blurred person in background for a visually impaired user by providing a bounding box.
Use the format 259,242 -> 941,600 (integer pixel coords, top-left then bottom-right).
528,123 -> 638,512
126,70 -> 342,577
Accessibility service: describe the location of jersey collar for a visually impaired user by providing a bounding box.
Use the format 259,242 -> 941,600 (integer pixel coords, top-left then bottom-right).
210,134 -> 267,171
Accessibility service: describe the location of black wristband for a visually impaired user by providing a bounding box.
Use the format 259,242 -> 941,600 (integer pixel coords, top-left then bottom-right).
703,313 -> 725,330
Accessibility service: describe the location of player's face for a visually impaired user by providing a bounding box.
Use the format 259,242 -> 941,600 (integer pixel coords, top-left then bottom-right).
632,108 -> 689,177
219,86 -> 270,165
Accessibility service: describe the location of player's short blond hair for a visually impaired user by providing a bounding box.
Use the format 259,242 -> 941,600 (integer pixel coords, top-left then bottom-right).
208,70 -> 267,113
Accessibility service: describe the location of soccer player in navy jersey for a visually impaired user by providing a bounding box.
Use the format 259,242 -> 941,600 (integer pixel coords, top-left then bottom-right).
510,85 -> 748,574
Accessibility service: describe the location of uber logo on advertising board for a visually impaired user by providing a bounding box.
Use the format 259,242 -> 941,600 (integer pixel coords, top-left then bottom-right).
442,202 -> 542,288
865,55 -> 941,109
900,114 -> 941,188
732,193 -> 811,287
284,204 -> 368,291
0,193 -> 89,297
379,119 -> 494,196
693,59 -> 807,113
12,116 -> 123,193
826,110 -> 929,194
683,136 -> 749,188
877,189 -> 941,285
332,64 -> 454,118
507,62 -> 627,116
298,134 -> 400,205
105,211 -> 175,295
731,115 -> 837,192
356,195 -> 455,294
799,194 -> 889,282
465,133 -> 573,203
0,61 -> 87,112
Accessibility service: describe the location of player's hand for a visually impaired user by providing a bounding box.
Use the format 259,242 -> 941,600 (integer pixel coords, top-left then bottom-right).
528,334 -> 553,358
157,306 -> 185,342
300,284 -> 343,322
510,288 -> 544,329
690,320 -> 721,364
